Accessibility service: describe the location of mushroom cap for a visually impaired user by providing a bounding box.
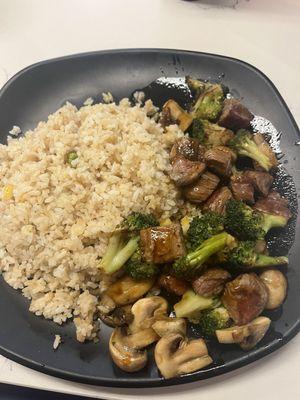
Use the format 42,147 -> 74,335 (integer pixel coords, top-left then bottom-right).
154,333 -> 213,379
152,316 -> 187,337
216,316 -> 271,350
105,275 -> 155,306
129,296 -> 168,333
109,328 -> 148,372
259,269 -> 287,310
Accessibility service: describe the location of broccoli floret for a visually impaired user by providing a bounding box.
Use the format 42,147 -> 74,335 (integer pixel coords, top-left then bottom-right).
229,129 -> 274,171
174,290 -> 218,320
125,248 -> 159,280
120,212 -> 158,232
201,119 -> 234,147
260,213 -> 288,234
173,232 -> 235,279
185,76 -> 208,98
187,212 -> 224,250
189,119 -> 234,147
189,118 -> 205,142
192,84 -> 225,121
100,213 -> 158,275
228,241 -> 288,268
225,200 -> 263,240
198,307 -> 231,337
225,199 -> 288,241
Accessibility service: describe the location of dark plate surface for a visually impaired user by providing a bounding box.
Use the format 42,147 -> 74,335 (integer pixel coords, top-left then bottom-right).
0,49 -> 299,388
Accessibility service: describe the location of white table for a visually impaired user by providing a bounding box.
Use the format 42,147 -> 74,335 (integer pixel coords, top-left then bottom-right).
0,0 -> 299,399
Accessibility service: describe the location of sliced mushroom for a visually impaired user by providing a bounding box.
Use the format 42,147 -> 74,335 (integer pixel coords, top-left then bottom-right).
98,294 -> 116,315
216,316 -> 271,350
260,270 -> 287,310
99,305 -> 133,328
154,333 -> 213,379
122,328 -> 159,349
109,327 -> 158,372
129,296 -> 168,333
160,100 -> 193,132
152,316 -> 187,337
105,275 -> 155,306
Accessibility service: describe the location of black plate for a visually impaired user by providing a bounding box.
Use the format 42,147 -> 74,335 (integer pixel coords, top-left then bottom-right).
0,49 -> 299,388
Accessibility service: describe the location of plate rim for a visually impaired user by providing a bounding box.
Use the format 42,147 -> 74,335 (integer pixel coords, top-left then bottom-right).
0,48 -> 299,133
0,48 -> 299,388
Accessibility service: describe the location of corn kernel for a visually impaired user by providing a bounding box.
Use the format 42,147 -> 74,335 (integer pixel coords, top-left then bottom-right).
159,218 -> 172,227
2,184 -> 14,200
180,216 -> 191,235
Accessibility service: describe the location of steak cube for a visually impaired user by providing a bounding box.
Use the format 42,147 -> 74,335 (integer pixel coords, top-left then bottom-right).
140,223 -> 186,264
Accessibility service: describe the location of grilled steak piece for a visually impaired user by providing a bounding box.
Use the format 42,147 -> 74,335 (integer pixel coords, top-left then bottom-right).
158,274 -> 189,296
243,170 -> 273,197
204,146 -> 234,177
254,191 -> 292,220
219,98 -> 254,130
170,137 -> 204,162
230,174 -> 255,204
222,273 -> 268,325
192,268 -> 231,297
169,156 -> 206,187
183,172 -> 220,204
203,186 -> 233,215
140,223 -> 186,264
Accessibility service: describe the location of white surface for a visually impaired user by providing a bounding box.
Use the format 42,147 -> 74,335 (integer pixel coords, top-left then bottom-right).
0,0 -> 299,399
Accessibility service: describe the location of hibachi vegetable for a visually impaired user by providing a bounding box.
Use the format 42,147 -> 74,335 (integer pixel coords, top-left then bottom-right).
228,130 -> 275,171
100,212 -> 158,274
192,84 -> 225,121
198,306 -> 231,337
225,199 -> 288,241
174,290 -> 218,320
187,212 -> 224,250
173,232 -> 235,279
125,249 -> 159,280
228,241 -> 288,268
